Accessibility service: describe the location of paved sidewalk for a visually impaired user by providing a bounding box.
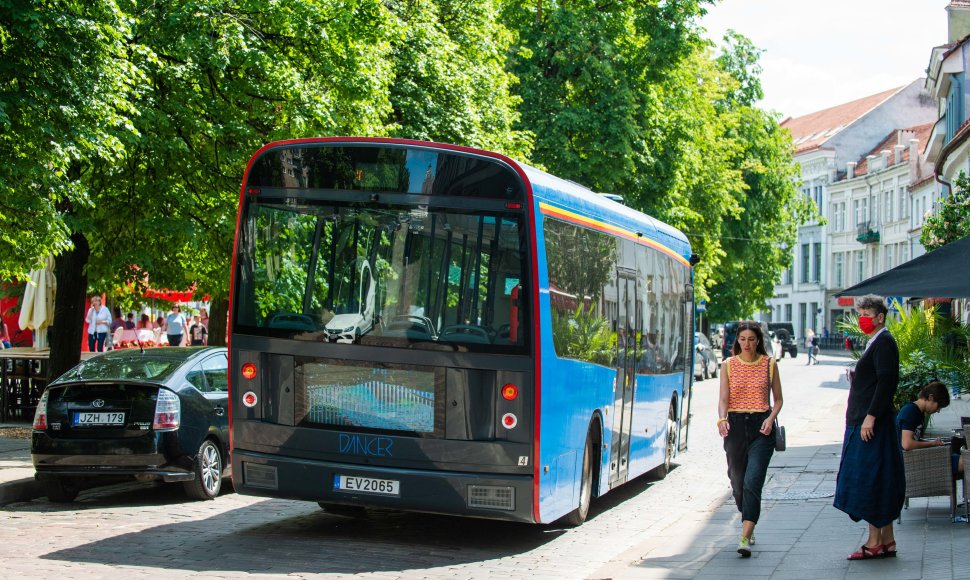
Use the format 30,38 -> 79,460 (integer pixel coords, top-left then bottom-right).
591,362 -> 970,580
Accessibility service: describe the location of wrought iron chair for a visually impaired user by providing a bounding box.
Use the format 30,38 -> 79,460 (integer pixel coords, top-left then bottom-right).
900,444 -> 956,522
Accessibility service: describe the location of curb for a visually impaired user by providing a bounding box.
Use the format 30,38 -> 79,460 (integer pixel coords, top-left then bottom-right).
0,476 -> 44,506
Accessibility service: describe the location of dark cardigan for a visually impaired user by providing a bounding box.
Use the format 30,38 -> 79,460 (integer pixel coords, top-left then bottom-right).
845,330 -> 899,426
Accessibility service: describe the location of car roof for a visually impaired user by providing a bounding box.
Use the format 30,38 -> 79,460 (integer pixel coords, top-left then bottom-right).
51,346 -> 227,385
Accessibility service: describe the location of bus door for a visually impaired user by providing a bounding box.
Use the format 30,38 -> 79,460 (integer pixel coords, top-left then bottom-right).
610,270 -> 640,485
679,283 -> 694,452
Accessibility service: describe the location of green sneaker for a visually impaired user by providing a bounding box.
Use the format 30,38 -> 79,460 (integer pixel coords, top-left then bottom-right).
737,535 -> 752,557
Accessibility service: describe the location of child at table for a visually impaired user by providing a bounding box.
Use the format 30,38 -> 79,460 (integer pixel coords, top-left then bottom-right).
896,381 -> 965,477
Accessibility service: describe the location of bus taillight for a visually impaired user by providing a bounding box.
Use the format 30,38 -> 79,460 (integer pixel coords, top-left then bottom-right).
242,391 -> 258,408
241,363 -> 257,380
501,413 -> 518,429
502,384 -> 518,400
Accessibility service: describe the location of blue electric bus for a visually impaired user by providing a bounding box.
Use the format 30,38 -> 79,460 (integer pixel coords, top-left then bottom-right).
228,138 -> 696,525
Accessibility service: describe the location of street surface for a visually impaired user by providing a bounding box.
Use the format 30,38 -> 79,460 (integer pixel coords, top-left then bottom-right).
0,355 -> 892,578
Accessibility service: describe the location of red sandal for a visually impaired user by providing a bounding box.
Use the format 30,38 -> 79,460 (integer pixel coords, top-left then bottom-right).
882,541 -> 897,558
847,544 -> 885,560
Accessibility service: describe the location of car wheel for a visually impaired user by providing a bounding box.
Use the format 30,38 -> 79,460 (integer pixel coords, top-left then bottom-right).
564,428 -> 596,526
44,478 -> 80,503
183,439 -> 223,501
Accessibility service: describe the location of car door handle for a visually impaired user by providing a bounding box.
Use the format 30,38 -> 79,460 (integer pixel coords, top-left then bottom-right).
214,406 -> 225,416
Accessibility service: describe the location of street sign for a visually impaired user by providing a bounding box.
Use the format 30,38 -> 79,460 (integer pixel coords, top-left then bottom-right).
696,300 -> 707,312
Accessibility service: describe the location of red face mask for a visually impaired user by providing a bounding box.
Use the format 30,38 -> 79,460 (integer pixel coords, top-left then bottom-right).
858,315 -> 877,335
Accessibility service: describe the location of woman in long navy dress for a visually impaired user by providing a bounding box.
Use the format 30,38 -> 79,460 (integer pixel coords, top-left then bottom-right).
833,294 -> 905,560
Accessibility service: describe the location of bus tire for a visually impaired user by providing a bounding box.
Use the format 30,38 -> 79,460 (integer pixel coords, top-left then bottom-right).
318,503 -> 368,518
564,428 -> 596,527
650,402 -> 677,480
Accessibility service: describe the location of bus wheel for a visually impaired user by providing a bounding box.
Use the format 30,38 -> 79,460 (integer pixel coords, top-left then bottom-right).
650,403 -> 677,480
318,503 -> 368,518
564,429 -> 595,527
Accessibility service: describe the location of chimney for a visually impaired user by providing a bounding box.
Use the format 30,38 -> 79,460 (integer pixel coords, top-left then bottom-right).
948,1 -> 970,43
909,138 -> 921,178
894,144 -> 905,165
847,161 -> 856,178
880,150 -> 891,166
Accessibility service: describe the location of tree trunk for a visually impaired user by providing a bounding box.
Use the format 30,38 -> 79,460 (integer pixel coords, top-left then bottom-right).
208,296 -> 229,347
49,232 -> 90,382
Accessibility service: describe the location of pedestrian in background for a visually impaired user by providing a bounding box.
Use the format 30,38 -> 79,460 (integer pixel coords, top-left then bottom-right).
124,313 -> 136,330
805,329 -> 817,365
85,295 -> 111,352
199,307 -> 209,329
834,294 -> 904,560
0,319 -> 10,349
188,315 -> 208,346
717,320 -> 784,558
164,304 -> 187,347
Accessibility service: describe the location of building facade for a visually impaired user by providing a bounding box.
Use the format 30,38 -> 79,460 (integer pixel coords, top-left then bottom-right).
768,82 -> 937,340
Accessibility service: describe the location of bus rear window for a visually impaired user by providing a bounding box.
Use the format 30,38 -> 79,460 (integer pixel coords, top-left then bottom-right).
247,145 -> 524,200
233,201 -> 529,353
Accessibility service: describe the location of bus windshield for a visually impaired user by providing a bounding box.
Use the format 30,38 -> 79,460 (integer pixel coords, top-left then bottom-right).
234,200 -> 528,352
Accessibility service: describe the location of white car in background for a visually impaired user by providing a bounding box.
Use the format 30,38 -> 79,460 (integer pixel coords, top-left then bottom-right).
325,260 -> 376,343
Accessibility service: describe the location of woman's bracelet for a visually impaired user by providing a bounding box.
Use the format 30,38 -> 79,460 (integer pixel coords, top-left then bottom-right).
716,417 -> 728,426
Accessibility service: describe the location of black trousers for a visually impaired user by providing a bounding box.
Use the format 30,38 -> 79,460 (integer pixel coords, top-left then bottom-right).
724,410 -> 775,524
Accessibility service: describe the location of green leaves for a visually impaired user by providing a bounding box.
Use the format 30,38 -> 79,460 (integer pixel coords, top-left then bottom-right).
921,172 -> 970,251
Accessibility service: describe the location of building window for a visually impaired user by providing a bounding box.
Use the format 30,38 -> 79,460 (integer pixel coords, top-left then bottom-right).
810,302 -> 818,332
834,253 -> 844,288
899,187 -> 908,219
785,304 -> 792,323
856,250 -> 864,282
840,202 -> 847,231
800,243 -> 810,283
885,249 -> 892,271
853,200 -> 861,226
814,185 -> 823,210
884,191 -> 893,222
813,242 -> 821,283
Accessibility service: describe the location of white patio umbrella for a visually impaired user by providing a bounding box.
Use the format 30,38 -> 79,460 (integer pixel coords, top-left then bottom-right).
18,256 -> 55,350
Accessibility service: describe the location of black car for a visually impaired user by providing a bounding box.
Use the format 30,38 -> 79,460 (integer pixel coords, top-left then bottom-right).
32,346 -> 230,502
767,322 -> 798,358
721,320 -> 775,360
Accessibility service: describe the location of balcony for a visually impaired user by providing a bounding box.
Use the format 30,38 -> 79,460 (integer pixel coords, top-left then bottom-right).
856,221 -> 880,244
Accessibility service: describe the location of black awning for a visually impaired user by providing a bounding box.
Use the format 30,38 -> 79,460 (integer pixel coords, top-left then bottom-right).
838,234 -> 970,298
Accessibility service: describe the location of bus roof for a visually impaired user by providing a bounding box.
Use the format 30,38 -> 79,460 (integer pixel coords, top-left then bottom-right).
244,137 -> 692,264
518,163 -> 692,265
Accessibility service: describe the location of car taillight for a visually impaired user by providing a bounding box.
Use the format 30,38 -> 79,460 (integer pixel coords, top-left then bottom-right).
32,390 -> 49,431
153,389 -> 181,431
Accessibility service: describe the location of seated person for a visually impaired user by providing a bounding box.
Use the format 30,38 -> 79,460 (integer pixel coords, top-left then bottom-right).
896,381 -> 965,477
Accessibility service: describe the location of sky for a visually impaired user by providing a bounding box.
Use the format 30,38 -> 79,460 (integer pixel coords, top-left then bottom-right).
700,0 -> 951,119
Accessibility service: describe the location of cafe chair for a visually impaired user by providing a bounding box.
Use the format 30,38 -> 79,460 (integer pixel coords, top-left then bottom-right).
961,425 -> 970,523
900,445 -> 957,523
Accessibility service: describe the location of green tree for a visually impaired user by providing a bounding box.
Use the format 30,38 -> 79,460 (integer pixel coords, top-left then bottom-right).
921,172 -> 970,250
696,31 -> 810,323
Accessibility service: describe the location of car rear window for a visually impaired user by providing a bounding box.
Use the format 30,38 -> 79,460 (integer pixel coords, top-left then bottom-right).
61,356 -> 183,382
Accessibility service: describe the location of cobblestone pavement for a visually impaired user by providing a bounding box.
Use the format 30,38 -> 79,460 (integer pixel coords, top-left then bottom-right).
1,354 -> 967,579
